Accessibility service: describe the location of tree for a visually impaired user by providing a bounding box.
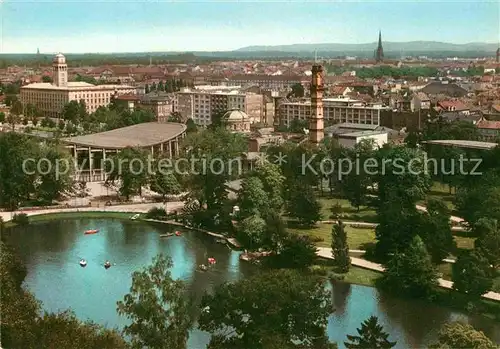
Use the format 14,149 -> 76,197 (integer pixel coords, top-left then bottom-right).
181,128 -> 247,229
381,235 -> 438,299
289,118 -> 308,133
42,75 -> 53,83
286,184 -> 322,226
452,249 -> 494,298
198,269 -> 334,349
269,233 -> 318,268
238,215 -> 267,249
36,143 -> 74,203
62,100 -> 81,124
0,133 -> 39,210
418,199 -> 455,264
8,100 -> 23,129
1,241 -> 128,349
430,322 -> 497,349
150,170 -> 181,203
238,176 -> 268,219
185,118 -> 197,133
374,146 -> 432,258
331,221 -> 351,272
117,254 -> 192,349
341,139 -> 375,211
168,112 -> 183,123
105,147 -> 150,200
344,316 -> 396,349
254,161 -> 285,213
287,83 -> 305,98
0,111 -> 5,123
474,218 -> 500,269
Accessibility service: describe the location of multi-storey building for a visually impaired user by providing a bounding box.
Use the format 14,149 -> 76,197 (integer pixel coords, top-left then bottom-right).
20,53 -> 136,118
207,74 -> 306,90
174,86 -> 264,127
279,97 -> 390,127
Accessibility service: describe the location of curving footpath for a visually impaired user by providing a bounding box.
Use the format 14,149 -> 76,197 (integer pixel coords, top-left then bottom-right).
0,202 -> 185,223
316,247 -> 500,302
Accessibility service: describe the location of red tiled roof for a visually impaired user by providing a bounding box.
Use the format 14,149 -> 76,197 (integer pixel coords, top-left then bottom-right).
438,100 -> 469,111
477,119 -> 500,130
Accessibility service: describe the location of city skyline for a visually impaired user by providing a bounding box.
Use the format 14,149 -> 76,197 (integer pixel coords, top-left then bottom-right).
0,0 -> 499,54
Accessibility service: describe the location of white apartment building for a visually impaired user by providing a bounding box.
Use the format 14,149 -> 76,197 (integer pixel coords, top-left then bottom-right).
20,53 -> 136,118
174,86 -> 264,127
279,97 -> 390,127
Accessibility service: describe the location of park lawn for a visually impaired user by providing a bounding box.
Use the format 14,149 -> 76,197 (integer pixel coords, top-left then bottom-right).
341,266 -> 382,287
318,197 -> 378,223
289,223 -> 376,250
422,181 -> 456,211
438,263 -> 500,293
454,235 -> 475,250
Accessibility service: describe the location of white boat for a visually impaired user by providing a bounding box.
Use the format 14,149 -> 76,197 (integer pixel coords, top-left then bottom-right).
79,259 -> 87,267
130,214 -> 140,220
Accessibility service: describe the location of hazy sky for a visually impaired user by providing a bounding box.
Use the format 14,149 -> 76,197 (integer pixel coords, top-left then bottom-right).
1,0 -> 499,53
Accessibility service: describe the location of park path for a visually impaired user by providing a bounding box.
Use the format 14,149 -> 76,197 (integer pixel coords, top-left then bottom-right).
316,247 -> 500,302
320,220 -> 466,232
0,201 -> 185,223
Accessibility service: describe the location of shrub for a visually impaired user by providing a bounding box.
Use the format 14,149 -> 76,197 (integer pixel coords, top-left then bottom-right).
12,213 -> 30,225
145,207 -> 167,220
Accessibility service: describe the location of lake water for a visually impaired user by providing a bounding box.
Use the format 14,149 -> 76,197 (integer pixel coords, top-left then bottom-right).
5,218 -> 500,348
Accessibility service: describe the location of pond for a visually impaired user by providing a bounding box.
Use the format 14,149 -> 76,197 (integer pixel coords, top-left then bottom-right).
5,218 -> 500,348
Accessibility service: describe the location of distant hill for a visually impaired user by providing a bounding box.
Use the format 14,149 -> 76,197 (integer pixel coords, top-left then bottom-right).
236,41 -> 499,53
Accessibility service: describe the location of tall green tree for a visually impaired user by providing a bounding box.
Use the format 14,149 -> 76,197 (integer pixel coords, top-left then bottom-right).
418,199 -> 455,264
62,100 -> 81,124
331,221 -> 351,272
473,218 -> 500,269
429,322 -> 497,349
150,170 -> 181,203
117,254 -> 192,349
8,100 -> 23,129
36,143 -> 74,202
181,128 -> 246,229
198,270 -> 334,349
286,183 -> 322,226
344,316 -> 396,349
381,235 -> 438,299
0,133 -> 38,209
105,147 -> 150,200
185,118 -> 197,133
452,249 -> 494,299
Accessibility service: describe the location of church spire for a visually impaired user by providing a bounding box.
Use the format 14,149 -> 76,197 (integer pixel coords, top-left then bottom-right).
375,30 -> 384,63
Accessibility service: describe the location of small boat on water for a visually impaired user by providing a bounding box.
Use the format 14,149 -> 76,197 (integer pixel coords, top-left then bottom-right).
79,259 -> 87,267
130,214 -> 140,220
175,231 -> 182,236
208,257 -> 216,265
199,264 -> 208,271
160,233 -> 175,238
84,229 -> 99,235
104,261 -> 111,269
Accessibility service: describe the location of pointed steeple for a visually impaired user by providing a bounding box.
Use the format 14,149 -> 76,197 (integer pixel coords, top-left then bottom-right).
375,30 -> 384,63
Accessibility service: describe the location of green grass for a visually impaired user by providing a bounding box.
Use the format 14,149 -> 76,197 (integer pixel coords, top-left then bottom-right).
318,197 -> 378,223
4,211 -> 140,228
341,266 -> 382,287
289,223 -> 376,250
437,263 -> 500,293
422,181 -> 457,211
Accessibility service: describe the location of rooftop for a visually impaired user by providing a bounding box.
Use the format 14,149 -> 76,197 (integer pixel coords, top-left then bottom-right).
338,130 -> 388,138
62,122 -> 186,149
422,140 -> 498,150
21,81 -> 134,91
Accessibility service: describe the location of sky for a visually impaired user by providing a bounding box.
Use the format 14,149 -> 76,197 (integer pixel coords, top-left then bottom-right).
0,0 -> 499,54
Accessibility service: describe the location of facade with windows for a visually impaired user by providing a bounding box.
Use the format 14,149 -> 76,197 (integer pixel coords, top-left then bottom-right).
278,97 -> 390,127
20,53 -> 135,118
174,86 -> 263,126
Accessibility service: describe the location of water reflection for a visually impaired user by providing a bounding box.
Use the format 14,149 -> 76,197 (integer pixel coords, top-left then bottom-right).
5,219 -> 500,349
